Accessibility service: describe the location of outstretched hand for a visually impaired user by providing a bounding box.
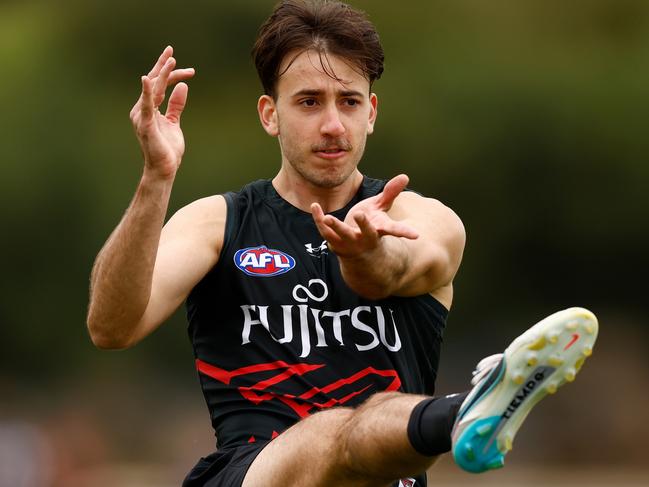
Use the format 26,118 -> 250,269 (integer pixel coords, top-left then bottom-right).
310,174 -> 419,258
129,46 -> 195,179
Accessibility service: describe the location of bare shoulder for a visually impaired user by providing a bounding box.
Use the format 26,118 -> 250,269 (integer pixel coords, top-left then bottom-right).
169,194 -> 227,223
162,194 -> 228,255
392,191 -> 465,241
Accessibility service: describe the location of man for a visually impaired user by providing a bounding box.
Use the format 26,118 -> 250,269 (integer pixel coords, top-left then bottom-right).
87,1 -> 598,486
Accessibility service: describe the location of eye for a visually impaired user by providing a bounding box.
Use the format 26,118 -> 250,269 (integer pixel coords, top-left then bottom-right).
301,98 -> 317,107
343,98 -> 359,107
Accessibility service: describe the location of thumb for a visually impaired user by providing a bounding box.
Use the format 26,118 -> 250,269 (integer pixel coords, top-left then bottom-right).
378,174 -> 409,210
165,82 -> 189,123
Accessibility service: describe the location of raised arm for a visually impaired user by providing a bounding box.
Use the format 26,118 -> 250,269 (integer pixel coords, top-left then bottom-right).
87,47 -> 222,349
311,174 -> 465,305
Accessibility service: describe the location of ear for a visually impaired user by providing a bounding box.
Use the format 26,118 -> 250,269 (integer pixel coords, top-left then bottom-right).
367,92 -> 378,135
258,95 -> 279,137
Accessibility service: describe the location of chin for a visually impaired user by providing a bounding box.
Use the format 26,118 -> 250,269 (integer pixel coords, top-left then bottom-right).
307,168 -> 356,189
314,178 -> 345,189
287,154 -> 360,189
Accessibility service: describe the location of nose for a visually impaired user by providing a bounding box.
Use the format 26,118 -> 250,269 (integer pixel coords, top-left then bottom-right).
320,104 -> 346,137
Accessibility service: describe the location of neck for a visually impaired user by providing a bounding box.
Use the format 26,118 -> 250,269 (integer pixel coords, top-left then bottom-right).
272,168 -> 363,213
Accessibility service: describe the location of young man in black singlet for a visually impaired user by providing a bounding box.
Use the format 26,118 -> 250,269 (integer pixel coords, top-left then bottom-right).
87,1 -> 598,486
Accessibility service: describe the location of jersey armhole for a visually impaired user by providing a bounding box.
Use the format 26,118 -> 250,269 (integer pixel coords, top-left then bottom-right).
221,192 -> 238,257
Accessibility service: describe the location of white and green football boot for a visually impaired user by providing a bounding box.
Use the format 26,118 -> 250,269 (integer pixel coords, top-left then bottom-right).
452,307 -> 598,473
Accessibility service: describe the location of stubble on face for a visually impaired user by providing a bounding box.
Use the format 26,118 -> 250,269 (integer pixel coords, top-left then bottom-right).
277,117 -> 361,189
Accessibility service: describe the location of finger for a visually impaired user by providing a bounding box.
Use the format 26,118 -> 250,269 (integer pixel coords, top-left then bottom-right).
153,57 -> 176,106
310,202 -> 325,223
168,68 -> 196,85
139,75 -> 154,120
311,203 -> 344,244
378,174 -> 409,210
165,82 -> 189,123
376,220 -> 419,240
323,214 -> 358,241
353,212 -> 379,241
316,221 -> 343,245
148,45 -> 173,77
310,203 -> 329,235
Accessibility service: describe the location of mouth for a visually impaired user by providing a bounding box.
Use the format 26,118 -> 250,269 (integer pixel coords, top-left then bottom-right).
314,147 -> 348,159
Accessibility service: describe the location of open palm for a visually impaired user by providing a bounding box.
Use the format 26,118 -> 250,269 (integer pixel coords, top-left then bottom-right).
129,46 -> 195,179
311,174 -> 419,258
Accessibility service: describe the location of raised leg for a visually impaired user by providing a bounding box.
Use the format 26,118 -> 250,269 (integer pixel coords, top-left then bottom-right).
242,392 -> 436,487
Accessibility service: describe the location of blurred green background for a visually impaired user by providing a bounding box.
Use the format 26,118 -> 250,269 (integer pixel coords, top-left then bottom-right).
1,0 -> 648,485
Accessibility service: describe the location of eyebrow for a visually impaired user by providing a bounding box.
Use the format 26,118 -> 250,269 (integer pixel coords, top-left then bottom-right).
291,88 -> 366,98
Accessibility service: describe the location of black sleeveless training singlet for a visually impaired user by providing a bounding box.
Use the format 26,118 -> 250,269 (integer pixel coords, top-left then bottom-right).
186,177 -> 448,457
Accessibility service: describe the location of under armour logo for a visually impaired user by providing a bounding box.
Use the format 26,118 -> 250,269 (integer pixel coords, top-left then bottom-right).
304,240 -> 328,257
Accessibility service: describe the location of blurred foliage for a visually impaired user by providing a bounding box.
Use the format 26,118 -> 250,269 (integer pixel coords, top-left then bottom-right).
1,0 -> 647,387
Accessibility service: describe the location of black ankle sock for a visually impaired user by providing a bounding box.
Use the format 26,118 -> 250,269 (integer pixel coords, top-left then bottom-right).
407,392 -> 469,456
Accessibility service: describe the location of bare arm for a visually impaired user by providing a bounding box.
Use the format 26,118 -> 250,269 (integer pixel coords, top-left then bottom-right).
87,47 -> 221,349
311,174 -> 465,303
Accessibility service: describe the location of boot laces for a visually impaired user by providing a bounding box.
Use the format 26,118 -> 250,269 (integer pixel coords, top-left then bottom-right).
471,353 -> 503,386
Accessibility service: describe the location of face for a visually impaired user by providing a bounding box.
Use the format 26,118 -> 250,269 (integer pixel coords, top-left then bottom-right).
258,50 -> 378,189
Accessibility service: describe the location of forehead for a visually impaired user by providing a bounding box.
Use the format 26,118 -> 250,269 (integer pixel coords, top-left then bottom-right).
276,49 -> 370,97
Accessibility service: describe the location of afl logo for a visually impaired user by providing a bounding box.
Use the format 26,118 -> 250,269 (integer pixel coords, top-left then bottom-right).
234,246 -> 296,277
